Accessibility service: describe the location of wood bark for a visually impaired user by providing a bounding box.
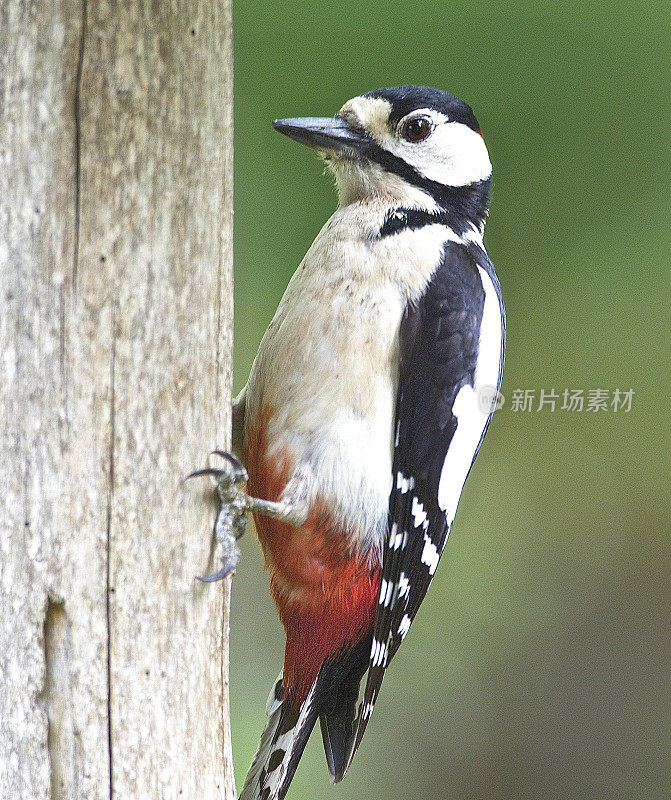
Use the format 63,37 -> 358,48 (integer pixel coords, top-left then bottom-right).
0,2 -> 235,798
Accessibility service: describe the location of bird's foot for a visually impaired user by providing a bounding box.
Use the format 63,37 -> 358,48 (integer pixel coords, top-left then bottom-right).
187,450 -> 249,582
188,450 -> 310,582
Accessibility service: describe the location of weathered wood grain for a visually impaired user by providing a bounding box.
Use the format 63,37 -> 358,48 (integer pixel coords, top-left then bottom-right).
0,2 -> 234,798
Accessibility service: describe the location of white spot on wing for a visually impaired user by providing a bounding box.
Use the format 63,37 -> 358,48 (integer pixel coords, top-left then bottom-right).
411,496 -> 428,529
473,268 -> 504,408
441,524 -> 452,553
389,522 -> 398,545
398,614 -> 412,640
397,472 -> 414,494
382,579 -> 394,607
379,579 -> 388,605
370,638 -> 379,662
371,638 -> 388,666
437,266 -> 503,522
421,532 -> 440,575
390,524 -> 405,550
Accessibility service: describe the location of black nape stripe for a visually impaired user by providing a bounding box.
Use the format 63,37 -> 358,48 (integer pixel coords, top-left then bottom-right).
377,179 -> 490,239
379,208 -> 443,237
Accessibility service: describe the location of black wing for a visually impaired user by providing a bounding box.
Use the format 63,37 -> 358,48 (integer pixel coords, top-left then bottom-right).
345,240 -> 505,766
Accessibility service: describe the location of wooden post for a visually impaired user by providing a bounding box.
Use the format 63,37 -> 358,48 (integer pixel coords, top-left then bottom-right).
0,3 -> 235,798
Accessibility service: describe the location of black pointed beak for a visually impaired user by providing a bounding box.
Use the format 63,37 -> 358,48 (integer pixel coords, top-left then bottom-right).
272,116 -> 370,156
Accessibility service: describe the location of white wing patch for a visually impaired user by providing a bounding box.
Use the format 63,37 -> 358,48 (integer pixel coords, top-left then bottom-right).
437,266 -> 503,522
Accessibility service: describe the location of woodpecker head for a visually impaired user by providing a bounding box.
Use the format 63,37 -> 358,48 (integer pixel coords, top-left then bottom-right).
273,85 -> 492,229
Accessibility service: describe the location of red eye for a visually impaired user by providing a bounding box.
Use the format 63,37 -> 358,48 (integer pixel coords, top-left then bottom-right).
402,116 -> 432,142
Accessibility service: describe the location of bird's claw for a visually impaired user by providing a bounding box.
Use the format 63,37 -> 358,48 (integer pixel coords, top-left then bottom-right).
187,450 -> 250,582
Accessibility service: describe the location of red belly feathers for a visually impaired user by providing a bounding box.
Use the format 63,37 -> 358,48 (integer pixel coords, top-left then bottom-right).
245,406 -> 381,707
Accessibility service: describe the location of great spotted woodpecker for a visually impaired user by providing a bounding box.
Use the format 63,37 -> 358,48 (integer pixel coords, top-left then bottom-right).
212,86 -> 505,800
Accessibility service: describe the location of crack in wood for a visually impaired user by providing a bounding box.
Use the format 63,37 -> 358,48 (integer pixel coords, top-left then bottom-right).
215,241 -> 223,406
105,300 -> 117,798
44,598 -> 77,799
72,0 -> 87,296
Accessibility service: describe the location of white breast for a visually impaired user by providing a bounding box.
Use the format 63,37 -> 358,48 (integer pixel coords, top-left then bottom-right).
245,201 -> 449,555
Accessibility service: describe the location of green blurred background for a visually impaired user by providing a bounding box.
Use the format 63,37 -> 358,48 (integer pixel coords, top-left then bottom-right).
228,2 -> 670,798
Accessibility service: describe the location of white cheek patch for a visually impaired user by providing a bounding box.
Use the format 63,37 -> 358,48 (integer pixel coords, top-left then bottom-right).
367,108 -> 491,189
399,121 -> 491,187
437,266 -> 503,521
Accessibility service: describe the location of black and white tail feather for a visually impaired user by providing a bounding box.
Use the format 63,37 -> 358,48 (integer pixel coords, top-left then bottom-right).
239,674 -> 320,800
240,637 -> 372,800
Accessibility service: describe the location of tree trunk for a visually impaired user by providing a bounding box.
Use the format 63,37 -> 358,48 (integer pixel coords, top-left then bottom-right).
0,3 -> 235,799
